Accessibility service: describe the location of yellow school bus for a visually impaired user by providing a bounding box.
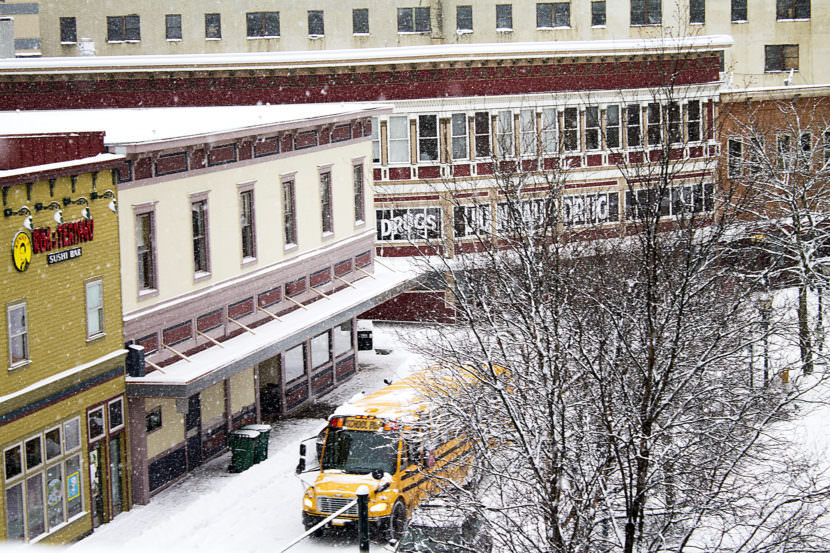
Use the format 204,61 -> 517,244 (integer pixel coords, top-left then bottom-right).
297,369 -> 470,540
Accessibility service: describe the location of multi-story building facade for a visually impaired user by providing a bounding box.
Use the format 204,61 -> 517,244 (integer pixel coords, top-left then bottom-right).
0,103 -> 417,500
0,133 -> 129,542
0,0 -> 823,87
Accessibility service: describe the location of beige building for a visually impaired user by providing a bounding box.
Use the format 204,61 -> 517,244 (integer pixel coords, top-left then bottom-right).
10,0 -> 825,87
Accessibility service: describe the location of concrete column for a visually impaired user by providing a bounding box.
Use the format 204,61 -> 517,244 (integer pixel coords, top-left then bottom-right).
127,397 -> 150,505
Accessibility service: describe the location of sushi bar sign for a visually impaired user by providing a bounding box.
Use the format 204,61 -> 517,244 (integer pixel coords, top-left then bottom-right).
11,219 -> 95,272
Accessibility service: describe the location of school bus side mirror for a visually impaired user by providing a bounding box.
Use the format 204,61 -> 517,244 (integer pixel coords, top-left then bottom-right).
296,443 -> 307,474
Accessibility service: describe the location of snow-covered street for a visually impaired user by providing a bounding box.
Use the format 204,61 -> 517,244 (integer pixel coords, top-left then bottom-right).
71,324 -> 427,553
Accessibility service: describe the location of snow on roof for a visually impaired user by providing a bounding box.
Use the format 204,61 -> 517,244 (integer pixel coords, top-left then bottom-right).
0,152 -> 124,181
332,370 -> 431,421
126,259 -> 418,389
0,36 -> 734,75
0,103 -> 388,147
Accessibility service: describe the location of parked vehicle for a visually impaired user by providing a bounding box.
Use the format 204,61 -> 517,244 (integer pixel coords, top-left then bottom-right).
396,498 -> 492,553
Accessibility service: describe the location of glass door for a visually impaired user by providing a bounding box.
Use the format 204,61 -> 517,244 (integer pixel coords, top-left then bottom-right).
108,434 -> 124,517
88,443 -> 104,528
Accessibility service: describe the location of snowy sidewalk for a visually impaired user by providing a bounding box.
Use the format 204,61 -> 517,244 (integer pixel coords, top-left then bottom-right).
72,325 -> 427,553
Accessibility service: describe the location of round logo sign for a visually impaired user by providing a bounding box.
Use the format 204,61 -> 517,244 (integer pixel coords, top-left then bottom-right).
12,231 -> 32,272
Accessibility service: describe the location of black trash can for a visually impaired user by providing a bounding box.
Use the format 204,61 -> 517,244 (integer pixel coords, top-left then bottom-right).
357,320 -> 374,351
241,424 -> 272,463
228,429 -> 259,473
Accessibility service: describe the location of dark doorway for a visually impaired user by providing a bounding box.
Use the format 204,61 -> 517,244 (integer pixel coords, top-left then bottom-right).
185,394 -> 202,470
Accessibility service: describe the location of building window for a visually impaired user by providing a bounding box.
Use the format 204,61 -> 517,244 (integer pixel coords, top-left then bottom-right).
627,105 -> 642,148
562,108 -> 578,151
136,212 -> 156,292
397,7 -> 431,33
497,111 -> 514,157
205,13 -> 221,39
146,407 -> 162,433
353,164 -> 365,223
7,302 -> 28,367
85,280 -> 104,339
778,134 -> 793,169
668,102 -> 682,144
728,139 -> 743,177
334,320 -> 353,357
765,44 -> 799,72
240,189 -> 256,260
537,3 -> 570,28
585,107 -> 600,150
4,419 -> 83,542
606,105 -> 620,149
687,101 -> 701,142
824,131 -> 830,166
451,113 -> 469,159
519,109 -> 537,156
320,172 -> 333,235
282,179 -> 297,246
308,11 -> 324,37
191,199 -> 210,274
647,103 -> 662,146
732,0 -> 747,22
496,4 -> 513,31
311,331 -> 331,369
631,0 -> 661,25
88,407 -> 105,442
285,344 -> 305,382
592,1 -> 607,26
690,0 -> 705,24
164,15 -> 182,41
371,119 -> 380,163
457,5 -> 473,32
777,0 -> 810,20
353,9 -> 369,34
388,116 -> 410,163
108,398 -> 124,432
106,15 -> 140,42
60,17 -> 77,44
474,112 -> 491,158
541,108 -> 558,153
418,115 -> 439,162
247,12 -> 279,38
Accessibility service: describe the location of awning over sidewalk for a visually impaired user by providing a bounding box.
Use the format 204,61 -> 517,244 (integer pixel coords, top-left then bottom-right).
126,260 -> 421,399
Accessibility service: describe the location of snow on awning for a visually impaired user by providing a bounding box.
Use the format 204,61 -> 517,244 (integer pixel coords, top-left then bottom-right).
126,260 -> 422,399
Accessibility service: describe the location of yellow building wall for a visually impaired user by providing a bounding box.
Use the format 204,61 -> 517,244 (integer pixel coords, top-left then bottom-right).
200,381 -> 225,429
144,399 -> 184,461
230,367 -> 255,413
0,171 -> 123,395
118,140 -> 373,314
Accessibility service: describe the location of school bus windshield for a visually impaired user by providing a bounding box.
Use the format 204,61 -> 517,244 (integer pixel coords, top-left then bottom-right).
321,429 -> 398,475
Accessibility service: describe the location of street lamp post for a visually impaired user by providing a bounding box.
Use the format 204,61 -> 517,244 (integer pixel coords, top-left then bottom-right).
759,294 -> 773,386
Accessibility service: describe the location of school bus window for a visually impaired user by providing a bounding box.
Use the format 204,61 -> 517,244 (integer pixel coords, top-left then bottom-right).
321,429 -> 398,475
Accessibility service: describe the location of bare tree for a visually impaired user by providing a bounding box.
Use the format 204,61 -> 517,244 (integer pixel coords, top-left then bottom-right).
392,67 -> 830,553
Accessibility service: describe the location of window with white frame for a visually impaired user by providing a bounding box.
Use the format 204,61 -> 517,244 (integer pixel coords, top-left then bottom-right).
474,112 -> 491,158
205,13 -> 221,39
456,5 -> 473,32
353,164 -> 365,224
728,138 -> 743,177
451,113 -> 469,159
320,171 -> 333,234
85,280 -> 104,339
687,101 -> 701,142
627,104 -> 642,147
668,102 -> 682,144
497,110 -> 514,157
519,109 -> 537,156
7,302 -> 28,367
647,103 -> 662,146
777,0 -> 810,20
352,9 -> 369,34
370,119 -> 380,163
541,108 -> 558,154
191,199 -> 210,274
496,4 -> 513,31
165,14 -> 182,40
585,107 -> 600,150
418,115 -> 439,162
537,3 -> 570,28
307,10 -> 324,37
333,320 -> 353,357
311,331 -> 331,369
108,398 -> 124,432
562,108 -> 578,151
398,7 -> 430,33
630,0 -> 661,25
388,116 -> 410,163
136,211 -> 156,292
606,105 -> 620,149
592,1 -> 607,26
285,344 -> 305,382
4,418 -> 83,541
240,189 -> 256,260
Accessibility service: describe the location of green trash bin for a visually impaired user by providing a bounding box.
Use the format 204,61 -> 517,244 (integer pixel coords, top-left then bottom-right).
241,424 -> 271,463
228,429 -> 259,473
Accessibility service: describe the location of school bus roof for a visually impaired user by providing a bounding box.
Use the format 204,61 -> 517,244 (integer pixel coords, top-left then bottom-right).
331,369 -> 434,423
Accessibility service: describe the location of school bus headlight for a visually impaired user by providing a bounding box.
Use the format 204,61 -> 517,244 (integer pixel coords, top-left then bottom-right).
369,502 -> 388,513
304,496 -> 314,508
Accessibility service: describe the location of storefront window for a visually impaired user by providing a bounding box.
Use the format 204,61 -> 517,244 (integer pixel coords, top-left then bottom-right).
4,418 -> 84,541
108,398 -> 124,431
285,344 -> 305,382
311,332 -> 331,368
88,407 -> 105,441
334,320 -> 353,357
